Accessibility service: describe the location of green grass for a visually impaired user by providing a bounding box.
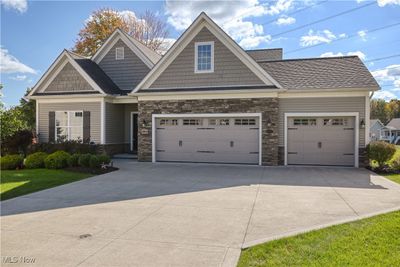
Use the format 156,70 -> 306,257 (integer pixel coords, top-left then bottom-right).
1,169 -> 93,201
383,174 -> 400,184
238,211 -> 400,267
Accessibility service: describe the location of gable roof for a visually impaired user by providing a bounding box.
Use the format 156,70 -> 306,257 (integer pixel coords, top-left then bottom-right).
370,119 -> 384,129
259,56 -> 380,90
132,12 -> 281,93
91,28 -> 161,68
387,118 -> 400,130
28,50 -> 109,97
246,48 -> 283,62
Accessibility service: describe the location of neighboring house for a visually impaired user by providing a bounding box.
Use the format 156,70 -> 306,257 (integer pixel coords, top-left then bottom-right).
380,118 -> 400,144
370,119 -> 384,141
28,12 -> 380,167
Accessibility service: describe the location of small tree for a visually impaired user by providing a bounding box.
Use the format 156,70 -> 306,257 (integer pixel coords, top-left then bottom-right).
366,141 -> 397,170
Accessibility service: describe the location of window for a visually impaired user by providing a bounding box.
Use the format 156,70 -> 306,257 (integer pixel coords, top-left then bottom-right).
183,119 -> 202,126
55,111 -> 83,142
115,47 -> 124,60
293,118 -> 317,126
235,118 -> 256,126
195,42 -> 214,73
209,119 -> 216,126
323,118 -> 348,126
208,118 -> 230,126
159,119 -> 178,126
219,119 -> 230,126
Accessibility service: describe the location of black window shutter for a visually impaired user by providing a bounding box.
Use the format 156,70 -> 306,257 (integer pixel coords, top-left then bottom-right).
83,111 -> 90,143
48,111 -> 55,143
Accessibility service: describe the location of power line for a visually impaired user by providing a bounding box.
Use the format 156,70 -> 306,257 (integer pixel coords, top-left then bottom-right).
285,22 -> 400,54
269,1 -> 375,38
365,54 -> 400,63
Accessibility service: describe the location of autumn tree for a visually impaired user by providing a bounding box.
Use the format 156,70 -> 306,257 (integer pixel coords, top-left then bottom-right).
370,98 -> 400,124
73,8 -> 168,57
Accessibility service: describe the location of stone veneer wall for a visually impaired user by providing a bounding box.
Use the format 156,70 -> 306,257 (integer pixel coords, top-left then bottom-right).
138,98 -> 279,165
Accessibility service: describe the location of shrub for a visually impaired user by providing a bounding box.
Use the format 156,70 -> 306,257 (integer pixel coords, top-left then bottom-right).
0,154 -> 24,170
28,141 -> 97,155
98,154 -> 111,165
2,130 -> 33,156
366,141 -> 397,169
78,153 -> 92,168
44,151 -> 71,169
68,153 -> 81,167
25,152 -> 48,169
391,155 -> 400,171
89,155 -> 101,169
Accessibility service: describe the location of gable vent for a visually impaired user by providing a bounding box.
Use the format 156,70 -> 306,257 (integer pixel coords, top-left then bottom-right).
115,47 -> 124,60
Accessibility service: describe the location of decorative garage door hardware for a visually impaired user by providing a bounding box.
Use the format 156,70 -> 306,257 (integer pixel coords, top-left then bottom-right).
197,150 -> 215,153
288,128 -> 298,130
343,153 -> 354,156
249,127 -> 259,130
157,150 -> 165,152
196,127 -> 215,130
288,152 -> 298,155
249,152 -> 259,154
343,128 -> 355,130
156,128 -> 165,130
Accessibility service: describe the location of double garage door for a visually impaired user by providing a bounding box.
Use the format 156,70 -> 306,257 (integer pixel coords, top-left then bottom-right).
287,116 -> 356,166
155,116 -> 260,164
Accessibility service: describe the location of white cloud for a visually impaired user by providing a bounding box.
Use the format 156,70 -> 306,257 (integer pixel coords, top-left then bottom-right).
1,0 -> 27,13
164,0 -> 295,49
373,90 -> 398,101
10,75 -> 27,81
358,30 -> 367,41
0,47 -> 36,74
300,29 -> 345,47
372,65 -> 400,96
377,0 -> 400,7
275,15 -> 296,26
239,35 -> 272,49
157,38 -> 177,55
320,51 -> 366,60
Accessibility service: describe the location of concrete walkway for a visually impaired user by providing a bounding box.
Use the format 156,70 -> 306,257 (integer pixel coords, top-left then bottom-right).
2,161 -> 400,266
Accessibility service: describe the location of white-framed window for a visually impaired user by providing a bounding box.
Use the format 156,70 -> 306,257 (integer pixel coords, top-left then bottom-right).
116,47 -> 124,60
55,111 -> 83,142
195,41 -> 214,73
183,119 -> 202,126
159,119 -> 178,126
208,118 -> 230,126
294,118 -> 317,126
235,118 -> 256,126
323,118 -> 348,126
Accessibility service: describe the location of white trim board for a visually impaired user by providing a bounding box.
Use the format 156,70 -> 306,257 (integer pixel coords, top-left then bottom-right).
284,112 -> 359,168
132,12 -> 281,93
152,113 -> 263,165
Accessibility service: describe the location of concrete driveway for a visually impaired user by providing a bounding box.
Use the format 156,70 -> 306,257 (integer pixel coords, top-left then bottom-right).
2,161 -> 400,266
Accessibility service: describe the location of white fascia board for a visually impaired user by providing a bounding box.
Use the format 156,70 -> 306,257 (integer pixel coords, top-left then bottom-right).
92,29 -> 154,69
35,97 -> 106,103
137,91 -> 278,101
132,13 -> 281,93
278,90 -> 370,98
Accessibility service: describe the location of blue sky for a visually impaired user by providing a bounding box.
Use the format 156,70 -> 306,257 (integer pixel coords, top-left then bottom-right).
1,0 -> 399,107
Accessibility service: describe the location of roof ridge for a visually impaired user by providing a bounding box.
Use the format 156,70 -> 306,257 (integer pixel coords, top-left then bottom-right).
246,48 -> 283,52
258,55 -> 359,63
119,29 -> 161,60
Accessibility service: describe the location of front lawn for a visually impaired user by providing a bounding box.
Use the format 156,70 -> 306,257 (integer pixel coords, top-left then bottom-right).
1,169 -> 93,201
238,211 -> 400,266
383,173 -> 400,184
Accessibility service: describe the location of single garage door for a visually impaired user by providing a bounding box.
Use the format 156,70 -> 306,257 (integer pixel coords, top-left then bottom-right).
287,117 -> 355,166
155,116 -> 260,164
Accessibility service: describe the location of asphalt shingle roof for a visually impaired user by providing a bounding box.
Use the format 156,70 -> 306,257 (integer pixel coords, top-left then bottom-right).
246,48 -> 283,61
387,118 -> 400,130
259,56 -> 380,90
123,31 -> 162,65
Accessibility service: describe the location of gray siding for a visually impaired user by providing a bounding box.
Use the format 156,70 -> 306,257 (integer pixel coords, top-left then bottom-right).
149,27 -> 264,89
38,102 -> 101,143
278,97 -> 366,147
99,39 -> 150,90
105,102 -> 125,144
44,62 -> 95,93
124,104 -> 138,143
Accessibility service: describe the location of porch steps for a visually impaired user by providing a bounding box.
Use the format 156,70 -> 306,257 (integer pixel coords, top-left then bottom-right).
112,154 -> 138,160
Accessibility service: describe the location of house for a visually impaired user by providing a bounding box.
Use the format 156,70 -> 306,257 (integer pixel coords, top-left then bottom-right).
27,12 -> 380,167
379,118 -> 400,144
370,119 -> 384,141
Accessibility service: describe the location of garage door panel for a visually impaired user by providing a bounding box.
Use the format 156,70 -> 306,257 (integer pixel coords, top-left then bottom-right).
155,116 -> 259,164
287,116 -> 355,166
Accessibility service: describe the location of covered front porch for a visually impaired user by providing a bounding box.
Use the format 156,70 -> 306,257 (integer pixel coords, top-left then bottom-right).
378,126 -> 400,144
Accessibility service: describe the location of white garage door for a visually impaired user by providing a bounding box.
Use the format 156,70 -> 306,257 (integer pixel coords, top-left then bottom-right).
287,117 -> 355,166
155,116 -> 260,164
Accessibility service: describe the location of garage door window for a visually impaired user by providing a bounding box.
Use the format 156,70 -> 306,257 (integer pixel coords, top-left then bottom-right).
159,119 -> 178,126
323,118 -> 348,126
183,119 -> 202,126
293,118 -> 317,126
235,118 -> 256,125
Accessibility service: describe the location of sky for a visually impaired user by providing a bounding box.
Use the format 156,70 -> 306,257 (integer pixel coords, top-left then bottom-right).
1,0 -> 400,107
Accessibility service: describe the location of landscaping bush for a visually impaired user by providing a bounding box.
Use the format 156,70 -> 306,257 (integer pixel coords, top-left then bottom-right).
98,154 -> 111,165
44,151 -> 71,169
28,140 -> 97,155
89,155 -> 101,169
78,153 -> 92,168
0,154 -> 24,170
68,153 -> 81,167
24,152 -> 48,169
367,141 -> 397,170
1,130 -> 33,156
391,155 -> 400,171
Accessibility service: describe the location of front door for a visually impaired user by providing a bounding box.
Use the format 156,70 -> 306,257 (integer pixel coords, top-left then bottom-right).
131,113 -> 138,153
